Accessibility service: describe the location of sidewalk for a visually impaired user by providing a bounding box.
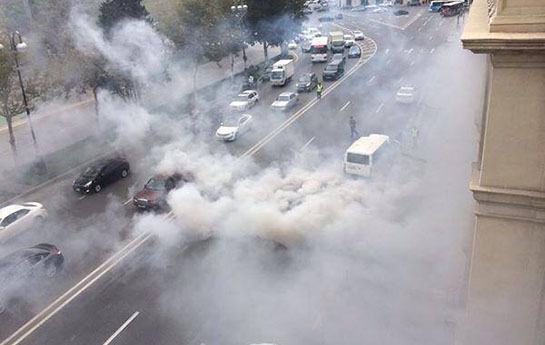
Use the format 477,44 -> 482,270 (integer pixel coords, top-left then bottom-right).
0,43 -> 278,201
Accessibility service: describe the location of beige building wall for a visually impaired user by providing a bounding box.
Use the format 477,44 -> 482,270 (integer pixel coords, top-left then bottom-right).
461,0 -> 545,344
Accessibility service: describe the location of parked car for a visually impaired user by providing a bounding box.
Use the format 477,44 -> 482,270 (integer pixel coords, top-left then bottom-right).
133,173 -> 187,210
323,60 -> 345,81
351,5 -> 366,11
353,30 -> 365,40
408,0 -> 420,6
215,113 -> 254,141
271,92 -> 299,111
348,45 -> 361,58
296,73 -> 319,92
396,86 -> 416,103
0,243 -> 64,314
335,13 -> 343,19
394,9 -> 409,15
73,157 -> 130,194
318,16 -> 334,22
229,90 -> 259,111
0,203 -> 47,243
330,53 -> 346,64
372,7 -> 388,13
344,34 -> 356,47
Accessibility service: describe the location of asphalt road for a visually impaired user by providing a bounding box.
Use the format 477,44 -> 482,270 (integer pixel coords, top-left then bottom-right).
0,6 -> 482,345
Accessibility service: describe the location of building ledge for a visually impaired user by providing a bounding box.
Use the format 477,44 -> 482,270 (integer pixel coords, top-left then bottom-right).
470,163 -> 545,223
461,0 -> 545,54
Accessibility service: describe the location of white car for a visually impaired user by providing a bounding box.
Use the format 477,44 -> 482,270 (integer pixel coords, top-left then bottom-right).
396,86 -> 416,104
344,34 -> 356,47
215,114 -> 253,141
373,7 -> 388,13
288,40 -> 298,50
0,203 -> 47,242
271,92 -> 299,111
353,30 -> 365,41
229,90 -> 259,111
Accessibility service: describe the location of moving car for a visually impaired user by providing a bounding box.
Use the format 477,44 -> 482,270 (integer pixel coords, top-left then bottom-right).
288,40 -> 298,50
301,40 -> 312,53
318,16 -> 334,22
396,86 -> 416,103
335,13 -> 344,19
133,173 -> 187,210
73,157 -> 130,194
372,7 -> 388,13
322,60 -> 345,81
271,92 -> 299,111
215,113 -> 254,141
330,53 -> 346,64
0,243 -> 64,314
408,0 -> 421,6
229,90 -> 259,111
353,30 -> 365,40
0,203 -> 47,243
296,72 -> 319,92
344,34 -> 356,47
394,9 -> 409,15
348,45 -> 361,58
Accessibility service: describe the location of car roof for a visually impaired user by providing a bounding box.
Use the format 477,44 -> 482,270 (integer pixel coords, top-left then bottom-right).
0,204 -> 28,218
279,91 -> 295,96
240,90 -> 255,95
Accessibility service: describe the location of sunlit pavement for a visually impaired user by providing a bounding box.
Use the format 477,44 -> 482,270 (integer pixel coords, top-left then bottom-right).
0,7 -> 482,345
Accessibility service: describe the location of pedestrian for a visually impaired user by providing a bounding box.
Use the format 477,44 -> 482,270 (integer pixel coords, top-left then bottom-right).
349,116 -> 360,139
316,82 -> 323,99
410,126 -> 419,148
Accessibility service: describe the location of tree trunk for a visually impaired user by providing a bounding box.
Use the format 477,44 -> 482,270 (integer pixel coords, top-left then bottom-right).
6,115 -> 17,163
92,86 -> 99,126
263,42 -> 268,61
230,52 -> 235,82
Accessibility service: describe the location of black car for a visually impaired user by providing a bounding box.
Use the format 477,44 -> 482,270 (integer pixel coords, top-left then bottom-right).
335,13 -> 344,19
296,73 -> 319,92
322,60 -> 345,81
318,16 -> 334,22
0,243 -> 64,314
73,157 -> 130,193
348,45 -> 361,58
394,9 -> 409,15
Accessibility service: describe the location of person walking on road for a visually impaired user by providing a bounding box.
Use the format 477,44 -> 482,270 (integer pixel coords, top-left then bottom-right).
316,82 -> 323,99
349,116 -> 360,139
410,126 -> 419,148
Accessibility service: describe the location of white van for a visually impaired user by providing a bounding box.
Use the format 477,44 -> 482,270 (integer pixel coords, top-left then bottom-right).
344,134 -> 390,177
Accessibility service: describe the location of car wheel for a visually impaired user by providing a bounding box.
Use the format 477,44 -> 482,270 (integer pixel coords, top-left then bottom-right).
121,169 -> 128,178
94,184 -> 102,193
231,132 -> 238,141
44,264 -> 57,278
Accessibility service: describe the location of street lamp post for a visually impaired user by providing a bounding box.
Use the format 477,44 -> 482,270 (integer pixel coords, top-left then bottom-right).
0,31 -> 46,174
230,3 -> 248,78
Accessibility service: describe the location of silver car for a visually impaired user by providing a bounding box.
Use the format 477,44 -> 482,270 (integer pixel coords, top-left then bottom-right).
271,92 -> 299,111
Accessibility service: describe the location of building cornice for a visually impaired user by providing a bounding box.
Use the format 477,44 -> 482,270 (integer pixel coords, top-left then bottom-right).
470,163 -> 545,223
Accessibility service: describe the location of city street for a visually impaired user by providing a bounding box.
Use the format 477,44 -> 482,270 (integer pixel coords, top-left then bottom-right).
0,5 -> 484,345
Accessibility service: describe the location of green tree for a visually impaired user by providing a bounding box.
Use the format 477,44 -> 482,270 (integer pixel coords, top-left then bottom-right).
245,0 -> 306,59
98,0 -> 150,35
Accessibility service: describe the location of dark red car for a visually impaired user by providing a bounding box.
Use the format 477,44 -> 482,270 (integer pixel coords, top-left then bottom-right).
132,173 -> 186,210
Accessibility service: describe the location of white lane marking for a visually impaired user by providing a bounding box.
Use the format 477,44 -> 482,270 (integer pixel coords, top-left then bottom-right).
385,48 -> 390,54
123,198 -> 132,206
375,103 -> 384,114
368,75 -> 376,83
0,231 -> 155,345
103,312 -> 140,345
290,50 -> 299,63
340,101 -> 351,112
430,48 -> 435,54
78,195 -> 86,201
398,77 -> 404,84
439,21 -> 444,27
300,137 -> 316,152
429,35 -> 433,40
386,59 -> 391,65
417,27 -> 422,31
410,60 -> 416,66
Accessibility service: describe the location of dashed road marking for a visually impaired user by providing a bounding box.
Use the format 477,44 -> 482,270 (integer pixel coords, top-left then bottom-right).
102,311 -> 140,345
430,48 -> 435,54
376,103 -> 384,114
340,101 -> 351,112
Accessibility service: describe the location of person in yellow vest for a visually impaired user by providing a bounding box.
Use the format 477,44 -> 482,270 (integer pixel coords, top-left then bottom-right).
316,82 -> 323,99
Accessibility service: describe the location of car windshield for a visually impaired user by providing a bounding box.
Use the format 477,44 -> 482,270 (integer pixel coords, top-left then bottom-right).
325,65 -> 337,71
278,95 -> 291,101
350,46 -> 359,52
82,166 -> 100,178
333,54 -> 342,60
145,178 -> 166,191
332,41 -> 344,46
310,45 -> 327,54
221,116 -> 239,127
271,71 -> 283,79
235,94 -> 249,101
299,75 -> 311,83
345,35 -> 354,40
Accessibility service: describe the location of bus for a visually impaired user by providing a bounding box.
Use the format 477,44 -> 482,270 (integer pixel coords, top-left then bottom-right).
344,134 -> 390,177
440,1 -> 464,16
310,36 -> 329,62
429,0 -> 450,11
